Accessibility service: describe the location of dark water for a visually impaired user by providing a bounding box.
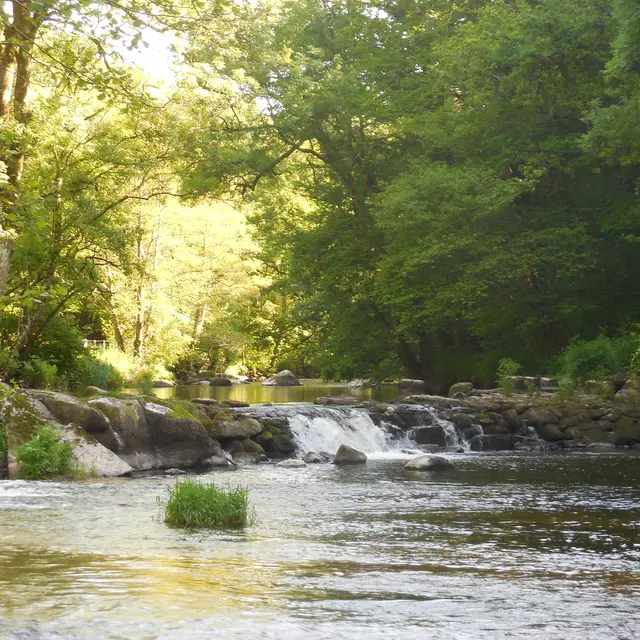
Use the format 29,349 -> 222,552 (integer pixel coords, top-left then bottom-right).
1,452 -> 640,639
152,380 -> 399,404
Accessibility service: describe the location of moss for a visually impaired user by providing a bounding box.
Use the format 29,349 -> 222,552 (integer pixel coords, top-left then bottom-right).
141,396 -> 201,422
1,390 -> 47,447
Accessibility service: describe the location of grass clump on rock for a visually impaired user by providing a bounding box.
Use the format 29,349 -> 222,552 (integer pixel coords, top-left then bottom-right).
163,479 -> 252,529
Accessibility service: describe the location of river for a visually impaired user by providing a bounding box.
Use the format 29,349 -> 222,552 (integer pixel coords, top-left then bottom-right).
1,451 -> 639,638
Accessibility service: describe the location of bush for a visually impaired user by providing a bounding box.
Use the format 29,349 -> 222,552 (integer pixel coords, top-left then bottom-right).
16,425 -> 74,479
69,355 -> 123,391
23,358 -> 59,389
557,334 -> 638,381
162,479 -> 252,529
136,369 -> 155,395
496,358 -> 522,393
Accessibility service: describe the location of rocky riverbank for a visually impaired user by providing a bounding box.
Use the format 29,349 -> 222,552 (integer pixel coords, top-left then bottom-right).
1,375 -> 639,479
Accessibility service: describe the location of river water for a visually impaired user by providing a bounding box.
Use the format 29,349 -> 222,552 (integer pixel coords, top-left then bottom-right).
1,451 -> 639,639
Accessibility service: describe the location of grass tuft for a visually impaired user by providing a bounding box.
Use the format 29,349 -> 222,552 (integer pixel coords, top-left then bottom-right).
162,479 -> 252,529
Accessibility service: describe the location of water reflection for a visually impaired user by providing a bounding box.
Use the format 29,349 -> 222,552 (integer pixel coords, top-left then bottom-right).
153,381 -> 399,404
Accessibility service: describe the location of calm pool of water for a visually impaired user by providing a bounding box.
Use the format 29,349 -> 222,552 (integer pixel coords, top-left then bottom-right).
152,381 -> 399,404
1,452 -> 640,639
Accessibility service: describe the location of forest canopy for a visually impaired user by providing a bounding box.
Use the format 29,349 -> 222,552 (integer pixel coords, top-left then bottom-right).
0,0 -> 639,391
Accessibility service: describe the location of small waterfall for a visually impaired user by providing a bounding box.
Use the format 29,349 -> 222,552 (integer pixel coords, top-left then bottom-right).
237,403 -> 473,456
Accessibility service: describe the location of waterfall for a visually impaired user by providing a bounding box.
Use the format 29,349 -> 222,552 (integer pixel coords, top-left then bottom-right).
237,403 -> 467,456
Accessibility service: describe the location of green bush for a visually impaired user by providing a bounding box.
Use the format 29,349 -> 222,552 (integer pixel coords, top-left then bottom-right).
496,358 -> 522,393
69,355 -> 123,391
16,425 -> 74,479
23,358 -> 59,389
162,479 -> 252,529
557,334 -> 638,381
136,370 -> 155,395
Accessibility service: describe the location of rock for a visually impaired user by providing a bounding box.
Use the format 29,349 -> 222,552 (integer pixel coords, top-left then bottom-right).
262,370 -> 302,386
566,425 -> 611,444
604,372 -> 629,392
398,379 -> 427,395
534,424 -> 566,442
333,444 -> 367,465
200,454 -> 234,468
462,426 -> 482,440
448,413 -> 473,429
303,451 -> 324,463
152,380 -> 174,388
209,377 -> 233,386
613,417 -> 640,446
404,455 -> 454,472
315,395 -> 358,406
239,438 -> 266,455
449,382 -> 473,397
275,459 -> 307,468
583,380 -> 615,396
142,402 -> 221,469
88,397 -> 155,469
222,400 -> 250,408
347,379 -> 367,388
192,398 -> 219,406
58,424 -> 133,477
195,381 -> 210,386
392,407 -> 434,428
502,409 -> 522,431
29,391 -> 110,433
615,376 -> 640,403
165,468 -> 186,475
587,442 -> 617,450
207,417 -> 263,440
410,425 -> 447,447
85,386 -> 107,395
469,434 -> 519,451
521,407 -> 559,426
271,434 -> 296,455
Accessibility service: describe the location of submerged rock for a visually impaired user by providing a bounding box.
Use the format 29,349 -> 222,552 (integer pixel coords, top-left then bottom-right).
404,455 -> 454,472
165,468 -> 186,475
262,370 -> 302,387
209,377 -> 233,387
333,444 -> 367,465
276,459 -> 307,468
303,451 -> 324,463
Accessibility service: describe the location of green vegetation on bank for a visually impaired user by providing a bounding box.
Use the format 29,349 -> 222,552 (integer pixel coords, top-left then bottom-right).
162,480 -> 252,529
0,1 -> 639,391
15,425 -> 90,480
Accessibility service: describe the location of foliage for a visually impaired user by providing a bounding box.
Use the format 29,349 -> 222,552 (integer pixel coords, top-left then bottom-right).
162,479 -> 252,529
496,359 -> 522,394
22,359 -> 58,390
0,423 -> 7,459
136,370 -> 155,396
556,334 -> 638,382
68,355 -> 123,391
555,376 -> 577,400
16,425 -> 74,479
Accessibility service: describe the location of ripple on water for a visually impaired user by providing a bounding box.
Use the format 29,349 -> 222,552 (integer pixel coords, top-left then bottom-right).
1,452 -> 640,639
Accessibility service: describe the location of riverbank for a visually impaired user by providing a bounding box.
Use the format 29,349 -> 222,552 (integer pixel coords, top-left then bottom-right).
2,377 -> 640,479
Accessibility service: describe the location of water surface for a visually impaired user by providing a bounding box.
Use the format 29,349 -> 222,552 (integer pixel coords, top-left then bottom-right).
1,452 -> 639,638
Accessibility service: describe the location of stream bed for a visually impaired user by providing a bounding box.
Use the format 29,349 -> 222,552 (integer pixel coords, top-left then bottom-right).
1,452 -> 640,639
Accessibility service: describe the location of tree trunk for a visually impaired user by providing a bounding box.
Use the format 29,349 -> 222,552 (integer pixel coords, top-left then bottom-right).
0,233 -> 14,299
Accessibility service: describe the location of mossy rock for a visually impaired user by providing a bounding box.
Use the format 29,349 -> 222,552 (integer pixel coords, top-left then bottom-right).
1,387 -> 48,449
613,417 -> 640,446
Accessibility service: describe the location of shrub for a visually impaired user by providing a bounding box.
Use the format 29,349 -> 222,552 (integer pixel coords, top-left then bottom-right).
496,358 -> 522,393
69,355 -> 123,391
162,479 -> 252,529
136,370 -> 155,395
555,375 -> 576,400
16,425 -> 74,479
557,334 -> 638,381
23,358 -> 59,389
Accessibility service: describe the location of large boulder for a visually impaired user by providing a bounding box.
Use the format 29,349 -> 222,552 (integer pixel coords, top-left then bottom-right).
142,402 -> 221,469
411,425 -> 447,447
333,444 -> 367,465
398,379 -> 427,395
404,455 -> 454,472
88,397 -> 155,470
615,376 -> 640,403
28,390 -> 110,433
521,407 -> 559,426
58,424 -> 133,477
262,370 -> 302,387
449,382 -> 473,397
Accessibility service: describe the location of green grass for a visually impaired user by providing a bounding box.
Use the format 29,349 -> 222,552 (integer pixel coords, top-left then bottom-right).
162,479 -> 252,529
